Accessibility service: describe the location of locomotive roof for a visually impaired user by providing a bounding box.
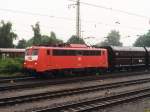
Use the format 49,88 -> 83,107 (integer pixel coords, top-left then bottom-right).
28,46 -> 106,50
0,48 -> 25,53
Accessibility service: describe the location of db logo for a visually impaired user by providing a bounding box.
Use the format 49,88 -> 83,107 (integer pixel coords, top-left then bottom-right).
78,57 -> 82,61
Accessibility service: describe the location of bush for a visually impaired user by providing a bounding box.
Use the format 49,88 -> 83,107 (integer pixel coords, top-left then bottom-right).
0,58 -> 24,73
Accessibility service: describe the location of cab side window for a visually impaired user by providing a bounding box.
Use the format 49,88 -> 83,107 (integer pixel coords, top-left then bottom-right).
47,50 -> 51,55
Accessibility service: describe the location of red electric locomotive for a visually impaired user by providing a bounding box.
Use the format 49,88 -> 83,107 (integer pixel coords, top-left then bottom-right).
24,44 -> 108,75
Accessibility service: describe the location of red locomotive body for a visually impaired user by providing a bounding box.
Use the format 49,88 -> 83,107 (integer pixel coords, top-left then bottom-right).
24,44 -> 108,74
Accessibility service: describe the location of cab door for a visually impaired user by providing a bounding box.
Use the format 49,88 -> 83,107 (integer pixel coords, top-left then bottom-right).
46,49 -> 52,68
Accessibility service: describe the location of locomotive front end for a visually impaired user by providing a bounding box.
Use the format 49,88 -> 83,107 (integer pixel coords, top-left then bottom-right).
24,47 -> 39,72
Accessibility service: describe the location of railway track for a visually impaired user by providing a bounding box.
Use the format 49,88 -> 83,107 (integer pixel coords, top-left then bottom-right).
0,76 -> 35,84
0,70 -> 148,83
33,86 -> 150,112
0,77 -> 150,107
0,70 -> 149,92
0,75 -> 29,79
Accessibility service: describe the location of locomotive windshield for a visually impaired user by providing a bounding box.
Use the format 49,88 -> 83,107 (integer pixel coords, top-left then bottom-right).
32,49 -> 38,56
25,49 -> 38,56
24,49 -> 39,61
25,49 -> 30,56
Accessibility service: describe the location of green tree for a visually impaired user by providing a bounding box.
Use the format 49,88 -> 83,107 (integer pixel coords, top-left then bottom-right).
16,39 -> 27,48
41,32 -> 63,45
31,22 -> 42,45
0,20 -> 17,48
67,35 -> 85,44
27,31 -> 63,46
27,22 -> 63,46
133,30 -> 150,47
26,38 -> 33,47
41,35 -> 51,45
97,30 -> 122,46
50,31 -> 56,39
48,31 -> 63,45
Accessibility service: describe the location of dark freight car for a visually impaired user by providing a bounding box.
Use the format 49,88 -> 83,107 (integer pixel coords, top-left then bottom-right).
101,46 -> 147,70
144,47 -> 150,67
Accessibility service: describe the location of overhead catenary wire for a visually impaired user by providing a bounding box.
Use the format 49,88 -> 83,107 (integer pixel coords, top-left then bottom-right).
69,0 -> 150,19
0,1 -> 146,45
0,7 -> 149,32
0,8 -> 74,21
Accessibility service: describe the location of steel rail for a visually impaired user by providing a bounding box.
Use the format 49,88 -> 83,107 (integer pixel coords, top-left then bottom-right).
0,77 -> 150,107
33,87 -> 150,112
0,71 -> 149,92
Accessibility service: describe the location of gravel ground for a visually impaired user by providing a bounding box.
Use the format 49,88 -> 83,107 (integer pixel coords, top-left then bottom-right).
0,81 -> 150,111
96,97 -> 150,112
0,73 -> 150,99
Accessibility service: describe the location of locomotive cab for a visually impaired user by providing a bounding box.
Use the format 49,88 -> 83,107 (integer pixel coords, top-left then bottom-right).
24,47 -> 39,71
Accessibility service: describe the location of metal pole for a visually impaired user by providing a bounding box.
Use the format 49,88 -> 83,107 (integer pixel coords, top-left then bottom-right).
76,0 -> 81,38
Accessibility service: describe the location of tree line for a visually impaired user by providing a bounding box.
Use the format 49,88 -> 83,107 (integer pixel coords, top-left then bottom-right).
0,20 -> 149,48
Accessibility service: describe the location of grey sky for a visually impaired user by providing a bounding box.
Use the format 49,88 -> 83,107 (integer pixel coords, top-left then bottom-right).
0,0 -> 150,46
